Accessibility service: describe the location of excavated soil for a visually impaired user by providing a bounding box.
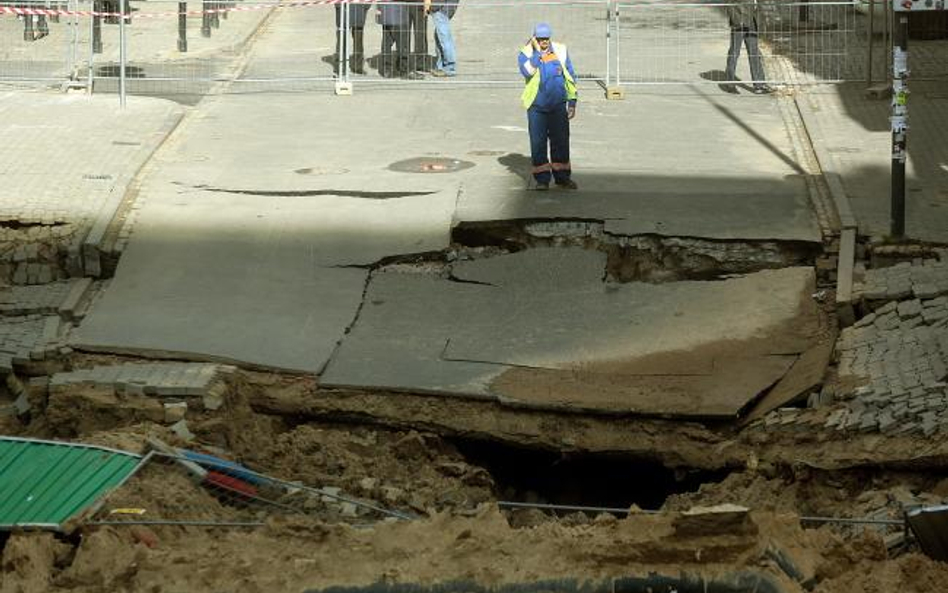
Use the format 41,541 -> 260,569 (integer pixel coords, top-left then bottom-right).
3,360 -> 948,593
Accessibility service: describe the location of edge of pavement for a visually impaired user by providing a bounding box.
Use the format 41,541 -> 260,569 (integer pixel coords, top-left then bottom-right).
77,5 -> 282,276
793,93 -> 860,328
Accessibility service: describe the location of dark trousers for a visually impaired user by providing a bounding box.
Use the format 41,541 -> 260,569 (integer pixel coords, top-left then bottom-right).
407,3 -> 428,71
725,26 -> 765,84
334,6 -> 367,74
528,104 -> 571,184
381,25 -> 409,77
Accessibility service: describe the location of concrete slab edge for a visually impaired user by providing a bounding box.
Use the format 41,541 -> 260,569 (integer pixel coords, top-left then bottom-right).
57,278 -> 94,321
69,343 -> 316,375
80,105 -> 185,278
318,378 -> 741,420
792,96 -> 858,231
793,95 -> 858,323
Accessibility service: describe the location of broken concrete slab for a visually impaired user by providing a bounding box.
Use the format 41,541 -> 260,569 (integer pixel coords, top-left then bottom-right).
71,214 -> 370,372
456,177 -> 819,243
445,259 -> 819,370
323,250 -> 821,417
320,272 -> 505,397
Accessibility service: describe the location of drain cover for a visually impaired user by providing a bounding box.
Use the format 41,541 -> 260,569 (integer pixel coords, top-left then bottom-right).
388,157 -> 474,174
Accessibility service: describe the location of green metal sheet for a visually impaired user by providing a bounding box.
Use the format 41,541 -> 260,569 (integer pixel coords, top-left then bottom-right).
0,437 -> 142,530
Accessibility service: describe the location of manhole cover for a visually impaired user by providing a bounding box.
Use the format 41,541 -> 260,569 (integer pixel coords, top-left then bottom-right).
294,166 -> 349,176
388,157 -> 474,174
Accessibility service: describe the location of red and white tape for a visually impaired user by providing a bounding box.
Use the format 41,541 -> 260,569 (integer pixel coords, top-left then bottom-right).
0,0 -> 391,20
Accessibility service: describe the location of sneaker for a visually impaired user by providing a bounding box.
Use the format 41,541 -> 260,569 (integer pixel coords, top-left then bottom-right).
752,84 -> 773,94
555,179 -> 578,190
402,71 -> 425,80
719,83 -> 739,94
535,182 -> 550,191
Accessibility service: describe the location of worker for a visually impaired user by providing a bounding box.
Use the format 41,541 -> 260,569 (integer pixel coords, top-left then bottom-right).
517,23 -> 578,190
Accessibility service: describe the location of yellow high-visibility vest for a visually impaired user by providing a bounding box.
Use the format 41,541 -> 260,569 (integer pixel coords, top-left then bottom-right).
519,41 -> 577,110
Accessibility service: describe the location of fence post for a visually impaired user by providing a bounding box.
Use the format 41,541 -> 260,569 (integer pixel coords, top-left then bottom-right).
119,0 -> 127,108
88,4 -> 96,92
178,1 -> 188,52
615,0 -> 621,87
605,0 -> 611,88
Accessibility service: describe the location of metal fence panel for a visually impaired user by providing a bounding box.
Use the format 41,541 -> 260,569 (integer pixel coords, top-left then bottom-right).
615,0 -> 862,86
8,0 -> 945,95
0,0 -> 84,83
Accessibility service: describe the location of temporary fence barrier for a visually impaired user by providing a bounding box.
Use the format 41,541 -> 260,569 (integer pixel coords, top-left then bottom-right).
4,0 -> 944,99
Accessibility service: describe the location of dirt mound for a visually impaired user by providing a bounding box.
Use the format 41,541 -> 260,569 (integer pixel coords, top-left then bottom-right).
48,508 -> 828,593
813,553 -> 948,593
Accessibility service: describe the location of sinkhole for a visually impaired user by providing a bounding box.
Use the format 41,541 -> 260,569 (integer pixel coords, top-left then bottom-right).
454,439 -> 730,512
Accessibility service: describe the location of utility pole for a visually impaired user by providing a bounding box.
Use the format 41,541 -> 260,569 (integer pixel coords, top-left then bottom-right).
890,0 -> 945,238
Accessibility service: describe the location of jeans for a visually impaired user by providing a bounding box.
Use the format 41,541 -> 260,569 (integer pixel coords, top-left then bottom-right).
725,26 -> 765,84
527,104 -> 571,184
432,11 -> 456,74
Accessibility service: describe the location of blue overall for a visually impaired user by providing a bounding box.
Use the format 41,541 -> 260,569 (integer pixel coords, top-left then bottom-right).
518,46 -> 577,184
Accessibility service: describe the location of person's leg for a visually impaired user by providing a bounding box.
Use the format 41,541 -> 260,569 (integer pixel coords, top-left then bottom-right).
351,26 -> 365,74
432,11 -> 456,75
381,26 -> 395,77
724,27 -> 744,81
745,26 -> 767,86
395,25 -> 410,76
409,3 -> 428,71
527,108 -> 552,187
549,103 -> 573,186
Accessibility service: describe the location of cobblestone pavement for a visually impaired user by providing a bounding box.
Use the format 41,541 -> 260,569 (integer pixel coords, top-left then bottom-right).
0,91 -> 181,280
756,250 -> 948,437
800,82 -> 948,244
49,362 -> 232,405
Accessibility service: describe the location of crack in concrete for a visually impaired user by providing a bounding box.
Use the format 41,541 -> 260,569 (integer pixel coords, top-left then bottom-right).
194,185 -> 435,200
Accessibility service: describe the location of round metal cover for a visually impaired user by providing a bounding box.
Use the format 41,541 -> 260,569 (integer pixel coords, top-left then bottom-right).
388,157 -> 474,174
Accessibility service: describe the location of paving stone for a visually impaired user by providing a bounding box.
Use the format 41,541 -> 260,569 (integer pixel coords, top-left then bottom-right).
898,299 -> 923,319
48,363 -> 226,400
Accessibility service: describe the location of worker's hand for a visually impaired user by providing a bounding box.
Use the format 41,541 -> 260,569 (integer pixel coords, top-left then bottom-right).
567,104 -> 576,120
530,36 -> 540,51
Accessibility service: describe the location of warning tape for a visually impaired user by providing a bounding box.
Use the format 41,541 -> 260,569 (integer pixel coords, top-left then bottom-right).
0,0 -> 392,19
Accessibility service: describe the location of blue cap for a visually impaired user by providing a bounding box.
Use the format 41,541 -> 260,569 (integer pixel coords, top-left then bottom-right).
533,23 -> 552,38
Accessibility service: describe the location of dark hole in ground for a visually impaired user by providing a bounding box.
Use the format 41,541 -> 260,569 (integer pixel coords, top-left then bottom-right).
0,220 -> 67,230
455,439 -> 730,511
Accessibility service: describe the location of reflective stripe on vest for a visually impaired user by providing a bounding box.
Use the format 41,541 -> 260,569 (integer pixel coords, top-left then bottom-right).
520,41 -> 577,110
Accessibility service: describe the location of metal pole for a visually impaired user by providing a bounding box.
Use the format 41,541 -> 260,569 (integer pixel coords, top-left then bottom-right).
342,0 -> 349,81
867,0 -> 874,86
118,0 -> 127,108
87,2 -> 95,91
884,0 -> 891,86
615,1 -> 621,86
605,0 -> 611,88
69,0 -> 78,78
890,9 -> 908,238
178,1 -> 188,52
